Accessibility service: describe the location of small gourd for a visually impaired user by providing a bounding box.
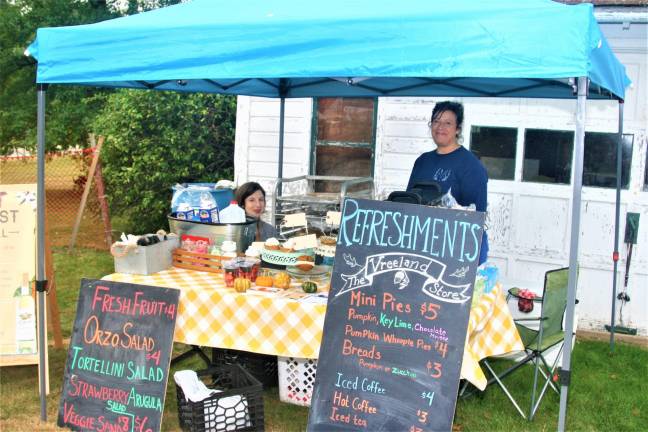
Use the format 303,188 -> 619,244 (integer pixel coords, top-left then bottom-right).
301,281 -> 318,293
234,277 -> 251,293
273,272 -> 292,289
255,276 -> 274,287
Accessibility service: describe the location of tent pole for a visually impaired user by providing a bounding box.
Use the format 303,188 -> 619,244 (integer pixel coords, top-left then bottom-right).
558,76 -> 588,432
277,78 -> 287,198
36,83 -> 48,421
609,101 -> 625,352
277,96 -> 286,196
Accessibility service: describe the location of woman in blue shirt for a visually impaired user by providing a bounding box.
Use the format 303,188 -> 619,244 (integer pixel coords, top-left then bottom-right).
407,101 -> 489,264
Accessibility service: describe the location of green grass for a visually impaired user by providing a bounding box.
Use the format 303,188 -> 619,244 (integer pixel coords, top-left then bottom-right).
0,156 -> 84,187
0,247 -> 646,431
454,339 -> 648,431
51,247 -> 114,339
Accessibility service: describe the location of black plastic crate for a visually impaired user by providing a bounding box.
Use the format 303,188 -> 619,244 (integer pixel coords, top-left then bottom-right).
176,364 -> 264,432
212,349 -> 278,389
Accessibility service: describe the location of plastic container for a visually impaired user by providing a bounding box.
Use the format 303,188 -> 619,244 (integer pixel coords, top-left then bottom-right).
480,263 -> 499,294
221,240 -> 238,259
219,201 -> 246,224
237,259 -> 260,282
171,183 -> 234,214
278,357 -> 318,407
175,364 -> 264,432
223,260 -> 240,287
472,274 -> 485,308
114,236 -> 179,275
260,249 -> 314,267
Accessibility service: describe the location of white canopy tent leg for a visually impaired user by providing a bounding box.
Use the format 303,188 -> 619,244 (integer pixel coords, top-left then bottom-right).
277,96 -> 286,194
270,95 -> 287,225
36,84 -> 48,421
558,76 -> 588,432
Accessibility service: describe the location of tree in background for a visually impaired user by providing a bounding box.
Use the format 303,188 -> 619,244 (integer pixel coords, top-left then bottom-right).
0,0 -> 186,154
94,90 -> 236,233
0,0 -> 118,154
2,0 -> 236,234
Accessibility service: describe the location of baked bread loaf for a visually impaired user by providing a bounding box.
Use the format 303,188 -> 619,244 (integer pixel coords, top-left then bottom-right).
319,236 -> 337,246
295,255 -> 315,271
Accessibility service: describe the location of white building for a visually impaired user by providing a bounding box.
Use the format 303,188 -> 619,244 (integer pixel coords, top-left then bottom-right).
234,8 -> 648,336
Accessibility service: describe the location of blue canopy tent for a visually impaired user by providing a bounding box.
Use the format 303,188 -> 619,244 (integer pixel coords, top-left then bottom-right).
27,0 -> 630,429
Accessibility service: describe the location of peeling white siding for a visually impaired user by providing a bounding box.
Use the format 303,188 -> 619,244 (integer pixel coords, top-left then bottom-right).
235,22 -> 648,336
235,97 -> 313,215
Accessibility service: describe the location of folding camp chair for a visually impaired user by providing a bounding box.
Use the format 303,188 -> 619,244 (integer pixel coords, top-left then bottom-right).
482,267 -> 570,420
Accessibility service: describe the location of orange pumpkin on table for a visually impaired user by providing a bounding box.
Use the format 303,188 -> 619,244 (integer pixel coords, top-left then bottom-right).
255,276 -> 274,287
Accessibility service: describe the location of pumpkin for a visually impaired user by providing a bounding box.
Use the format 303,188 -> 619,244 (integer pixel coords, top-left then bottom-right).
255,276 -> 274,287
273,272 -> 292,289
301,281 -> 318,293
234,277 -> 251,293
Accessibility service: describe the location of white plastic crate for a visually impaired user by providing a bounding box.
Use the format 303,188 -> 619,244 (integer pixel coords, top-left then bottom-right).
113,236 -> 179,275
278,356 -> 318,407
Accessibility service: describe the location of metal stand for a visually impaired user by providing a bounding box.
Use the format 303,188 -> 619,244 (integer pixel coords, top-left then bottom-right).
271,175 -> 374,233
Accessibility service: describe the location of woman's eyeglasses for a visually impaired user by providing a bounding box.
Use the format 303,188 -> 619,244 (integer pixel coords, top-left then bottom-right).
428,120 -> 456,129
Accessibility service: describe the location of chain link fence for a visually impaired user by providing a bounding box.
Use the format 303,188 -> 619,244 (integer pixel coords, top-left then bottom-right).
1,148 -> 109,249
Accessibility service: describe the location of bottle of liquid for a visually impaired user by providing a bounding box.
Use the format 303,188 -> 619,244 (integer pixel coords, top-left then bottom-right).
15,273 -> 37,354
218,200 -> 246,224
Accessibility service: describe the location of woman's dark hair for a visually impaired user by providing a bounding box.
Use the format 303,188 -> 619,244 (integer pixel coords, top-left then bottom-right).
431,101 -> 464,129
235,182 -> 266,208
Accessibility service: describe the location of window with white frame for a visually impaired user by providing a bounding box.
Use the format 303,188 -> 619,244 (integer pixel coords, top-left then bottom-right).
470,126 -> 517,180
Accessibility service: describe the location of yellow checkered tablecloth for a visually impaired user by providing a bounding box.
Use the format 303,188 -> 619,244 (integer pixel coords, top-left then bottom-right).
103,269 -> 522,389
103,268 -> 326,358
461,284 -> 524,390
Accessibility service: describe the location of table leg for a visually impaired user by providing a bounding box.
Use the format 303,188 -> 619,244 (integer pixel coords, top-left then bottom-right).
171,345 -> 211,367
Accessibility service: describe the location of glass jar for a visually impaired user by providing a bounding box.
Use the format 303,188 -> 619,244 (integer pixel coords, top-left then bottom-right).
223,260 -> 240,287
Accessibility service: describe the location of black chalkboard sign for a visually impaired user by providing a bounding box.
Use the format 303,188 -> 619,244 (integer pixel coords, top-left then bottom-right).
58,279 -> 180,432
308,198 -> 485,432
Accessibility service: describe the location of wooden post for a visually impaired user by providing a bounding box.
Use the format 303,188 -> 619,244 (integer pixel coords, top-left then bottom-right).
45,217 -> 63,349
93,148 -> 113,249
69,135 -> 104,251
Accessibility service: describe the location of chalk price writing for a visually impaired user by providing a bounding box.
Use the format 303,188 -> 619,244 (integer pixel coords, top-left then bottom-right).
146,350 -> 161,366
107,404 -> 154,432
62,401 -> 153,432
417,409 -> 428,423
421,391 -> 435,406
419,302 -> 441,320
426,361 -> 442,378
435,341 -> 448,358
